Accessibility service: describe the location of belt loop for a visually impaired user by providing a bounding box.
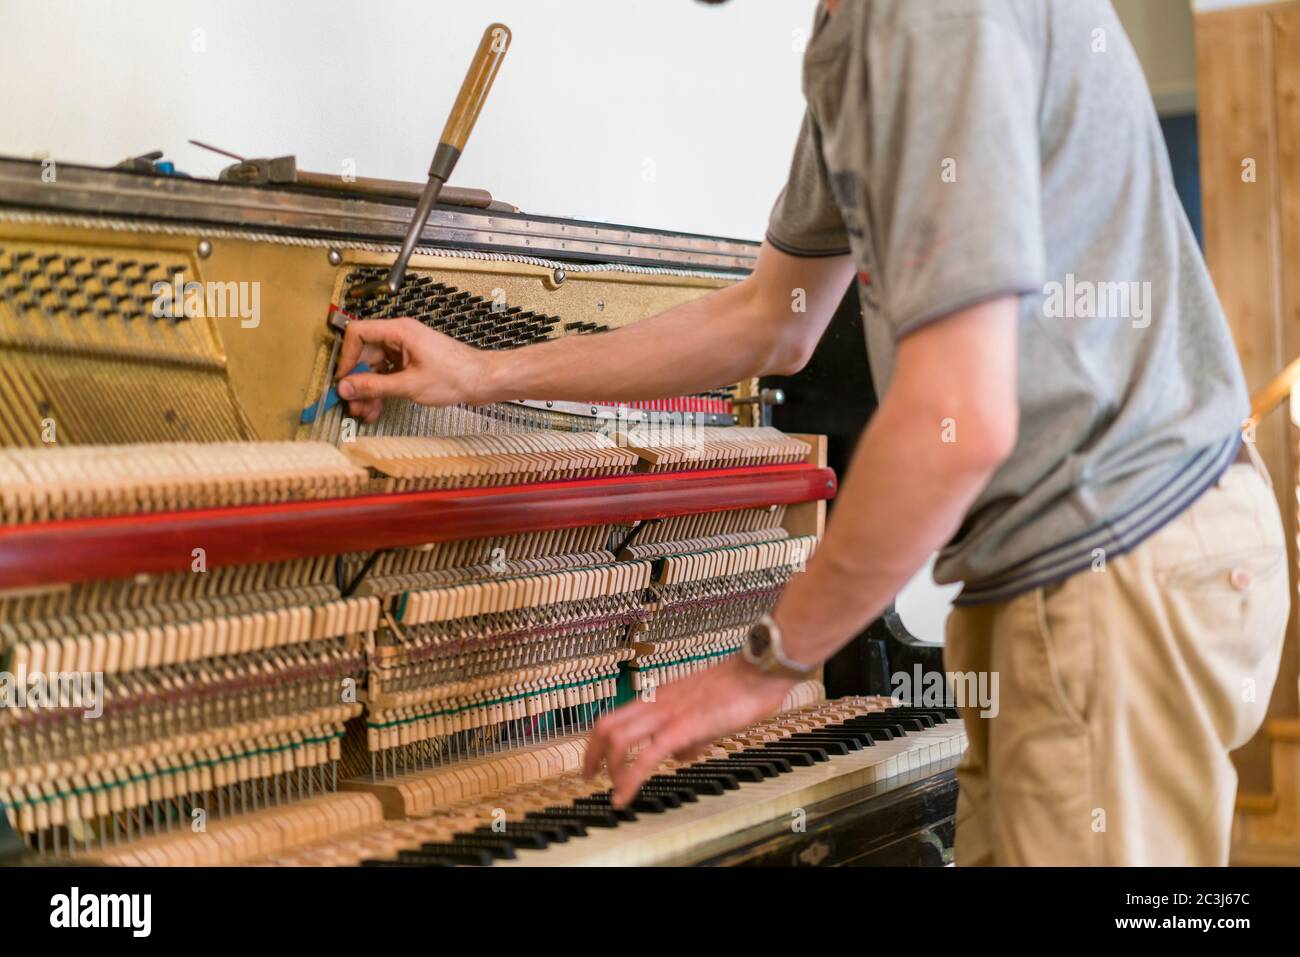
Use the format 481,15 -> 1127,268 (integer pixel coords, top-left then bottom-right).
1244,439 -> 1272,490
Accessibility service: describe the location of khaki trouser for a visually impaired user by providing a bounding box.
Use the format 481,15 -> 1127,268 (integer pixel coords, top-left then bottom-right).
945,460 -> 1290,865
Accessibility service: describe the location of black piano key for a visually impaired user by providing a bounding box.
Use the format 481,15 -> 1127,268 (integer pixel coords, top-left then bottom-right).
784,734 -> 857,753
680,765 -> 753,785
578,790 -> 670,813
400,847 -> 494,867
881,709 -> 938,728
628,795 -> 669,814
812,726 -> 877,746
570,799 -> 639,821
698,758 -> 780,777
877,716 -> 929,732
449,833 -> 527,855
361,859 -> 451,867
474,822 -> 571,843
721,754 -> 793,774
791,730 -> 863,747
438,836 -> 518,859
520,811 -> 595,832
760,744 -> 830,763
631,789 -> 682,809
647,774 -> 721,796
639,784 -> 699,803
800,722 -> 873,748
740,747 -> 815,767
840,718 -> 906,738
918,707 -> 958,721
531,816 -> 588,838
529,807 -> 620,828
466,825 -> 551,848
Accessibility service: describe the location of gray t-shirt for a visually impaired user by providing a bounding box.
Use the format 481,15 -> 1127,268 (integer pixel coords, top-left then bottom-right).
769,0 -> 1248,605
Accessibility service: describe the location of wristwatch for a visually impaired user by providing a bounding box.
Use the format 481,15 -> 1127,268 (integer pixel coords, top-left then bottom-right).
742,614 -> 818,680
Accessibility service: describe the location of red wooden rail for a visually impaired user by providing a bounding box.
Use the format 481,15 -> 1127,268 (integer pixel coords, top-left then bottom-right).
0,464 -> 836,590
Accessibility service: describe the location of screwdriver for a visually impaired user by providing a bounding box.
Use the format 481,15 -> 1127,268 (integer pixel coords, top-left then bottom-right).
346,22 -> 512,301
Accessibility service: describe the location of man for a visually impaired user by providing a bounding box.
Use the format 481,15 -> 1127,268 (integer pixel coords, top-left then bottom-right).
337,0 -> 1289,865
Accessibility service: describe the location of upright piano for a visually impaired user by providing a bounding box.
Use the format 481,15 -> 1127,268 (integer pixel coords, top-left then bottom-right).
0,155 -> 960,866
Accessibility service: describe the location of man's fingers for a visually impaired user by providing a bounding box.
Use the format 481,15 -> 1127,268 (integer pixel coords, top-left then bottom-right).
344,398 -> 382,423
611,720 -> 696,808
589,710 -> 668,779
583,677 -> 712,780
340,343 -> 390,380
676,743 -> 708,764
337,370 -> 415,402
584,690 -> 695,778
338,318 -> 411,377
583,700 -> 654,778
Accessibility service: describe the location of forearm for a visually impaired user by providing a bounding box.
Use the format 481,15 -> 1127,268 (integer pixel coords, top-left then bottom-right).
466,243 -> 855,406
774,390 -> 1003,666
471,279 -> 774,405
338,243 -> 852,417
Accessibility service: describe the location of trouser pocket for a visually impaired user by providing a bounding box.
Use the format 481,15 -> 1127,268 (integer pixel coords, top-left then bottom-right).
1034,571 -> 1095,730
1152,465 -> 1290,748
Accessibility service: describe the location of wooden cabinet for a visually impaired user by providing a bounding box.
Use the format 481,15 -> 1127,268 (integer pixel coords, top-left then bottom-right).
1197,0 -> 1300,792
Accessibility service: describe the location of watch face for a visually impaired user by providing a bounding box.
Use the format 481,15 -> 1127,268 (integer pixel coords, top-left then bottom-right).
748,626 -> 772,656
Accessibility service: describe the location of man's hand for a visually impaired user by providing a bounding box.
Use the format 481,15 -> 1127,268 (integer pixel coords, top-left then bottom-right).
583,656 -> 798,807
336,316 -> 490,423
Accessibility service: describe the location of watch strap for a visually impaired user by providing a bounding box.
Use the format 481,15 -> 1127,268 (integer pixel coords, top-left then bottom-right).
745,615 -> 818,680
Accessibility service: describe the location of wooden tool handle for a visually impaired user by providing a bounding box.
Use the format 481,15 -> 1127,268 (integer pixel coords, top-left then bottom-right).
439,23 -> 511,153
349,22 -> 511,298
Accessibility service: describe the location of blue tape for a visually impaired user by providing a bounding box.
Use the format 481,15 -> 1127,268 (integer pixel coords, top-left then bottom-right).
300,361 -> 371,424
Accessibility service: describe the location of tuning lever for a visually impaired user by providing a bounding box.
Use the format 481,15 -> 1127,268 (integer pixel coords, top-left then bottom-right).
348,23 -> 512,300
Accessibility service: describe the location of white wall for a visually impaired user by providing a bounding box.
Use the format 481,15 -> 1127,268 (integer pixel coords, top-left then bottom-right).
1113,0 -> 1198,114
0,0 -> 816,239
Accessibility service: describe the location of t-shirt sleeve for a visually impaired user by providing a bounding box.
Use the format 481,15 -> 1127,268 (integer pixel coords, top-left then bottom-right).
866,14 -> 1045,338
766,110 -> 852,258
